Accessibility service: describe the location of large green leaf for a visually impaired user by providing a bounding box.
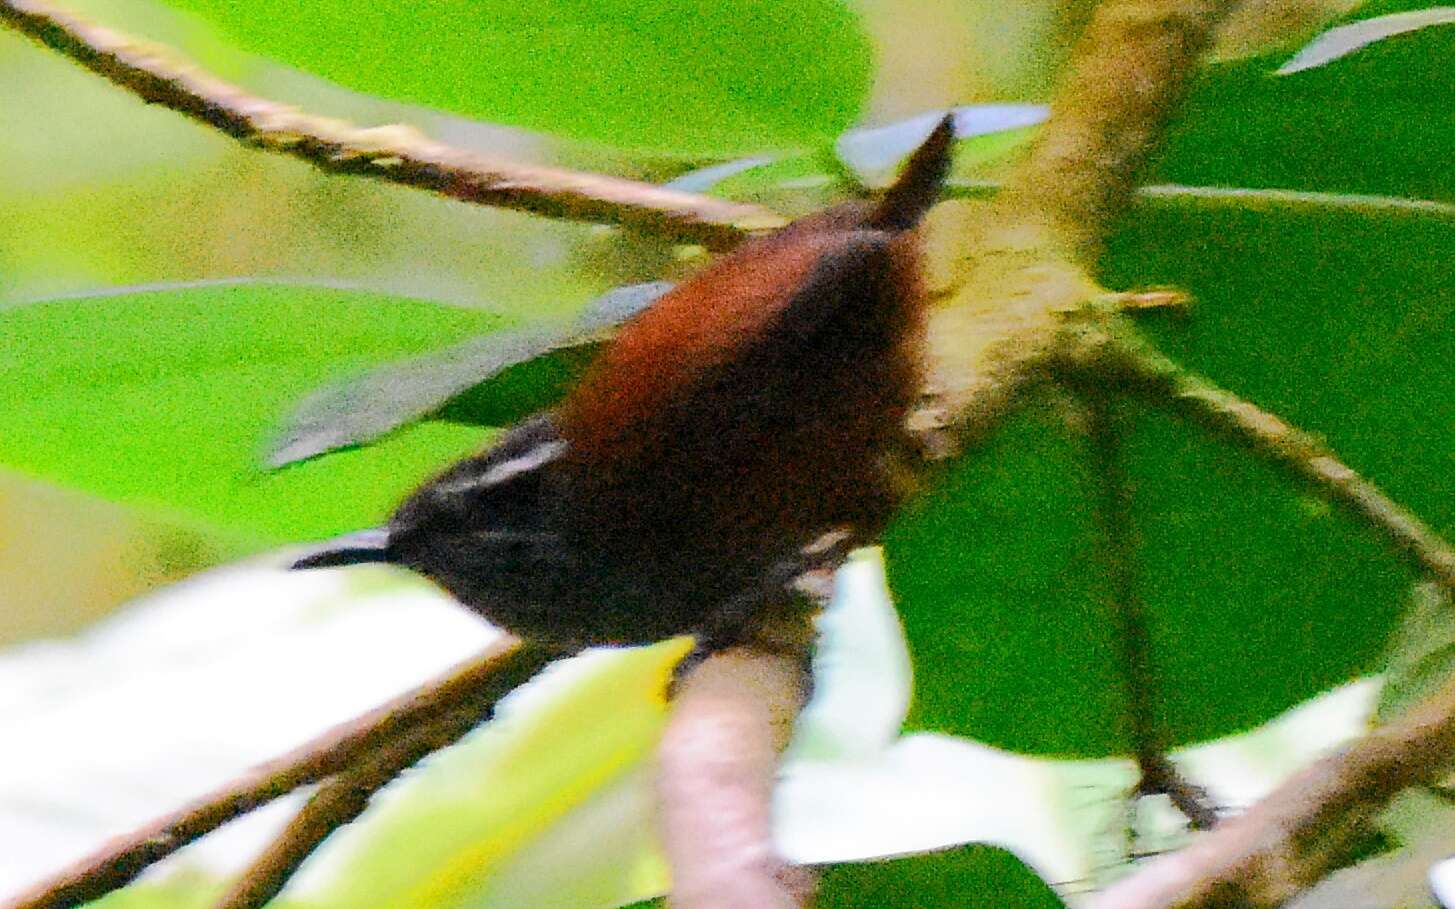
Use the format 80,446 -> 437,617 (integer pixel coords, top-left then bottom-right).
885,200 -> 1448,756
816,846 -> 1066,909
0,283 -> 508,545
1153,9 -> 1455,202
155,0 -> 873,155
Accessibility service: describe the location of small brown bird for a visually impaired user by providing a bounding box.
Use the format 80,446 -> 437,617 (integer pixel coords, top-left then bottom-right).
294,116 -> 954,650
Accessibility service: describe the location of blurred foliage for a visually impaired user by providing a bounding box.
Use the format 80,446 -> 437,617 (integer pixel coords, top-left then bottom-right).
304,639 -> 691,909
0,285 -> 503,542
5,0 -> 1455,906
1377,583 -> 1455,723
1,0 -> 1451,755
157,0 -> 874,155
620,845 -> 1070,909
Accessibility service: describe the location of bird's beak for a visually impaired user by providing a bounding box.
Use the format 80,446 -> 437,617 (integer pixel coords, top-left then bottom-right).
290,528 -> 394,570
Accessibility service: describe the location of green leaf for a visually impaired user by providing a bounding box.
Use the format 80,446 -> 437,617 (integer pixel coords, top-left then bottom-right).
1278,8 -> 1455,74
266,325 -> 583,467
155,0 -> 873,155
816,845 -> 1067,909
1154,16 -> 1455,202
0,284 -> 507,546
1376,582 -> 1455,722
302,638 -> 692,909
886,201 -> 1452,756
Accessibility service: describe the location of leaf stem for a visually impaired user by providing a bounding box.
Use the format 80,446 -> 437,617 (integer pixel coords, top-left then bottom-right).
1078,389 -> 1218,831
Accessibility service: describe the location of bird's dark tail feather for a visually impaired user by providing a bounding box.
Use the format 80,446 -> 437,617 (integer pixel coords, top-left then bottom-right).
291,528 -> 393,570
868,113 -> 955,232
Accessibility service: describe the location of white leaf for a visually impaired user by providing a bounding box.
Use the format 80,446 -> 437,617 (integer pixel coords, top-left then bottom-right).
1279,8 -> 1455,74
1433,854 -> 1455,908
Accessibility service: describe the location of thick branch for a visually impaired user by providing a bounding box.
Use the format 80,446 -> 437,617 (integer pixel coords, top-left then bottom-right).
1087,669 -> 1455,909
657,610 -> 819,909
1010,0 -> 1237,256
0,0 -> 784,250
3,637 -> 556,909
213,649 -> 549,909
913,0 -> 1243,457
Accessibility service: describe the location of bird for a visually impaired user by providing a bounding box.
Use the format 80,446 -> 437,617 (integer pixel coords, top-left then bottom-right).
293,115 -> 955,651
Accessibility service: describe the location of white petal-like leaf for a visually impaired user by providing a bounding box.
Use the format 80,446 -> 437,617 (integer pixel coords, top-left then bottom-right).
1279,8 -> 1455,74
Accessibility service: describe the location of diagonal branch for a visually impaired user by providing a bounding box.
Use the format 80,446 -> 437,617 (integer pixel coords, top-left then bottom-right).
1066,317 -> 1455,593
1008,0 -> 1238,257
212,650 -> 550,909
1086,665 -> 1455,909
2,637 -> 557,909
0,0 -> 785,250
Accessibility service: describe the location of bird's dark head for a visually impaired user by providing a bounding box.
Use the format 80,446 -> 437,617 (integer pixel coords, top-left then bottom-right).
292,415 -> 574,636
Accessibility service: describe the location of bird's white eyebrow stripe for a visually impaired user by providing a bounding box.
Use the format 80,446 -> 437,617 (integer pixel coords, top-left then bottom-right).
477,440 -> 567,486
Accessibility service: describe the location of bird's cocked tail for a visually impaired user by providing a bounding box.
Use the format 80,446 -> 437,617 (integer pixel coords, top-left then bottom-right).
867,113 -> 956,232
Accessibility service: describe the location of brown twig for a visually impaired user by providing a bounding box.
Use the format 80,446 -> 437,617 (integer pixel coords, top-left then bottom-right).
212,647 -> 551,909
1069,319 -> 1455,593
212,774 -> 381,909
1079,390 -> 1218,832
1086,668 -> 1455,909
2,637 -> 555,909
0,0 -> 785,250
1138,754 -> 1221,834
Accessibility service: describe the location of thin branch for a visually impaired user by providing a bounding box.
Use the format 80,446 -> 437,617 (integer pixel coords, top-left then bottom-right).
1138,754 -> 1220,833
945,181 -> 1455,225
1084,392 -> 1162,761
1132,184 -> 1455,224
0,0 -> 785,250
211,775 -> 378,909
1086,668 -> 1455,909
3,637 -> 557,909
213,650 -> 549,909
1069,319 -> 1455,593
1079,390 -> 1218,831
